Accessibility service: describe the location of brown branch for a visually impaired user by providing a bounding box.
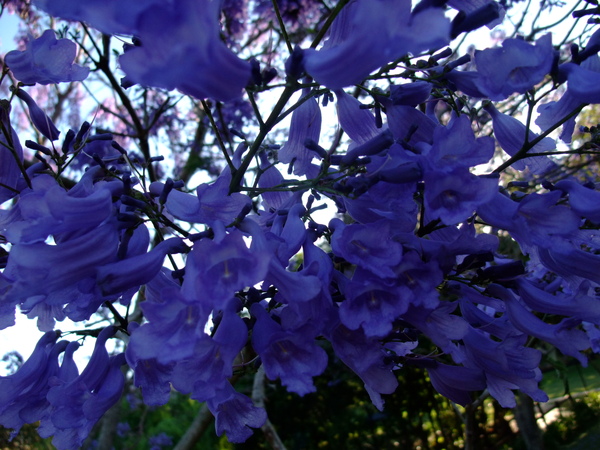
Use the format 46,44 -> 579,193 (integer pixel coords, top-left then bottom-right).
252,366 -> 287,450
172,404 -> 214,450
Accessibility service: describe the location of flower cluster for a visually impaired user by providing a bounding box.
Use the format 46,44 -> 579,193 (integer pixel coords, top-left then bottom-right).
1,0 -> 600,447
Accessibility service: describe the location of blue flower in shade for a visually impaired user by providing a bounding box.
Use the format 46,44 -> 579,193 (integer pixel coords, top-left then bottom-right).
4,30 -> 89,85
554,179 -> 600,223
516,278 -> 600,325
328,324 -> 398,411
330,219 -> 403,279
427,363 -> 486,406
343,181 -> 418,229
485,103 -> 556,174
170,306 -> 248,402
301,0 -> 449,89
0,102 -> 23,204
462,328 -> 548,408
424,168 -> 497,225
150,170 -> 251,228
44,327 -> 126,450
478,190 -> 580,251
425,115 -> 495,170
278,90 -> 322,177
489,285 -> 591,365
125,338 -> 174,407
473,34 -> 554,101
207,382 -> 267,443
0,332 -> 63,439
118,0 -> 251,101
251,304 -> 328,396
335,90 -> 379,144
14,89 -> 60,141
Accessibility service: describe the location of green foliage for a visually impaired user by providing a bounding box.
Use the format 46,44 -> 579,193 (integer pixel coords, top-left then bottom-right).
543,393 -> 600,449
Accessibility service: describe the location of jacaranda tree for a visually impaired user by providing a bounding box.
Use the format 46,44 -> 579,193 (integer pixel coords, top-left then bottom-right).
2,0 -> 600,448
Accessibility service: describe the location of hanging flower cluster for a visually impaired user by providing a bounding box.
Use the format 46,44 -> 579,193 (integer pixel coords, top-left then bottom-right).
1,0 -> 600,447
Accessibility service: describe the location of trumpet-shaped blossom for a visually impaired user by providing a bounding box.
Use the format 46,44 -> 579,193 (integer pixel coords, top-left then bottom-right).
251,304 -> 328,395
14,89 -> 60,141
424,114 -> 495,170
301,0 -> 450,89
171,306 -> 248,402
278,90 -> 322,176
36,0 -> 250,101
424,168 -> 497,225
330,219 -> 403,278
329,323 -> 398,411
485,103 -> 555,174
335,90 -> 379,144
5,30 -> 89,85
207,382 -> 267,443
473,34 -> 554,101
118,0 -> 251,101
45,328 -> 126,449
554,179 -> 600,222
151,172 -> 251,227
0,102 -> 23,204
0,332 -> 62,438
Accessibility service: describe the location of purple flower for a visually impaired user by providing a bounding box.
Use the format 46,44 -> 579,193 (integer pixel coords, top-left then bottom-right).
251,304 -> 328,395
329,323 -> 398,411
0,332 -> 63,439
330,219 -> 403,279
45,328 -> 126,449
151,171 -> 251,228
97,237 -> 188,295
5,30 -> 89,85
473,34 -> 554,101
491,285 -> 591,366
207,382 -> 267,443
425,114 -> 495,170
14,88 -> 60,141
0,102 -> 23,204
181,229 -> 270,311
335,90 -> 379,144
301,0 -> 449,89
424,168 -> 497,225
427,363 -> 486,406
278,90 -> 322,177
118,0 -> 250,101
517,279 -> 600,325
485,103 -> 555,174
462,328 -> 547,408
170,307 -> 247,402
535,88 -> 581,144
554,179 -> 600,223
338,270 -> 410,337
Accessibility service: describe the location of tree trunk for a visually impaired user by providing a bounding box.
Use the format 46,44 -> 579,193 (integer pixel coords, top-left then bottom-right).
513,391 -> 544,450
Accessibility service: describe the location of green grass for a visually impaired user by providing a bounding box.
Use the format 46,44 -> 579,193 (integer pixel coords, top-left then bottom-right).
541,361 -> 600,400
